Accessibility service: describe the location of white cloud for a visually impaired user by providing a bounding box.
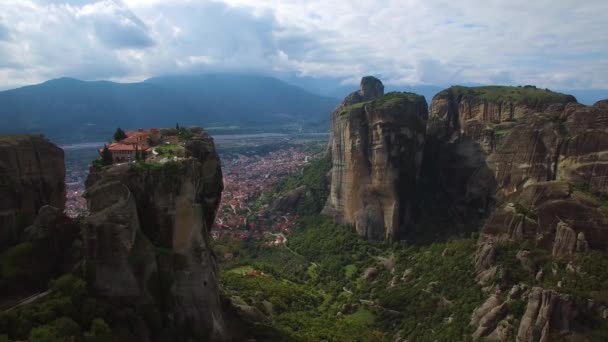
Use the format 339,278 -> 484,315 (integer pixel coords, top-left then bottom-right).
0,0 -> 607,90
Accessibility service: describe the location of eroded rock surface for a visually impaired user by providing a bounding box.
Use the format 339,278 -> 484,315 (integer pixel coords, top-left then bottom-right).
269,185 -> 307,213
0,135 -> 66,249
324,77 -> 428,241
84,131 -> 228,340
516,287 -> 576,342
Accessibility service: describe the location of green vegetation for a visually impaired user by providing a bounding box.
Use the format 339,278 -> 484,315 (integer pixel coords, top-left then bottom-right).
216,216 -> 484,341
495,242 -> 608,305
257,154 -> 330,215
100,145 -> 112,166
440,85 -> 576,106
155,144 -> 185,157
215,151 -> 485,341
214,154 -> 485,341
374,91 -> 426,109
1,275 -> 114,341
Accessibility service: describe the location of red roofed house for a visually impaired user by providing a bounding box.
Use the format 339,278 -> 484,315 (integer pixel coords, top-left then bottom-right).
101,128 -> 158,163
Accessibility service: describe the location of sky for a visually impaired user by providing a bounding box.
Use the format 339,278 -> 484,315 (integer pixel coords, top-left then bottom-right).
0,0 -> 607,91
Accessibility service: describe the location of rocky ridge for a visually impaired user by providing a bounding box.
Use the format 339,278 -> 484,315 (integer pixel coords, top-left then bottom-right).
323,79 -> 608,340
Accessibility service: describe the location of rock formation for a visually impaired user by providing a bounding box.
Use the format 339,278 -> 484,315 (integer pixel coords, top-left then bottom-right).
269,185 -> 307,213
429,85 -> 575,144
516,287 -> 576,342
425,86 -> 608,341
0,135 -> 66,249
84,131 -> 228,340
427,86 -> 608,254
324,77 -> 428,240
470,285 -> 578,342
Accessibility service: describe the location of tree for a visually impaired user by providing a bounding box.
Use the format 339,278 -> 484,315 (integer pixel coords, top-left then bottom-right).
84,318 -> 112,342
101,145 -> 113,165
113,128 -> 127,142
175,122 -> 180,130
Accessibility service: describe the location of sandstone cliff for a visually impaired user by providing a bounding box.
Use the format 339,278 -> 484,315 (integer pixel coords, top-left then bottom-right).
428,86 -> 608,249
84,131 -> 228,341
324,77 -> 428,241
428,87 -> 608,341
429,85 -> 575,144
0,135 -> 66,249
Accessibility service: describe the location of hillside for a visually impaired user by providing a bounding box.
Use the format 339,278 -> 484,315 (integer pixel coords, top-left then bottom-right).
0,74 -> 339,136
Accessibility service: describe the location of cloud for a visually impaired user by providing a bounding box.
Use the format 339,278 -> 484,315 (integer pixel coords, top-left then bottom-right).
0,0 -> 607,90
73,1 -> 155,49
0,20 -> 10,41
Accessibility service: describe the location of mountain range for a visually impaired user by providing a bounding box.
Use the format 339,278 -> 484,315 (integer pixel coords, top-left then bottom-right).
0,74 -> 340,138
1,73 -> 606,141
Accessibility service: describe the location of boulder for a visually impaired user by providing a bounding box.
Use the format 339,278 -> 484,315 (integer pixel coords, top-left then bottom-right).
516,250 -> 536,273
552,222 -> 577,257
576,232 -> 589,253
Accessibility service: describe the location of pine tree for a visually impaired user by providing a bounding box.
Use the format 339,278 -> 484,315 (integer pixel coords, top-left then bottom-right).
113,127 -> 127,142
101,145 -> 113,165
176,122 -> 180,130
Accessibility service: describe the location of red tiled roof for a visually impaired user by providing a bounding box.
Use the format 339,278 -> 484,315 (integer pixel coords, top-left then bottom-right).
107,143 -> 149,151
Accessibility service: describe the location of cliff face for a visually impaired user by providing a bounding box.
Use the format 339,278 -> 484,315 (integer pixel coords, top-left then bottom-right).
428,88 -> 608,341
429,86 -> 576,145
324,77 -> 428,241
84,132 -> 227,340
428,87 -> 608,252
0,135 -> 66,249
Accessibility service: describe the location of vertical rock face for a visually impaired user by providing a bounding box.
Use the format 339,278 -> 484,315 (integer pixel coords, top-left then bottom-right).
324,77 -> 428,241
429,86 -> 576,142
516,288 -> 575,342
551,222 -> 577,257
84,132 -> 227,340
0,135 -> 66,249
428,86 -> 608,255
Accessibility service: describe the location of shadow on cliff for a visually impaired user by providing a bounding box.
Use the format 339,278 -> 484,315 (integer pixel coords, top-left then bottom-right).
408,133 -> 497,245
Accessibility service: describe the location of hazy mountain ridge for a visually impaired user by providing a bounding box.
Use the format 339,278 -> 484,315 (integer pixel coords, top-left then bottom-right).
0,74 -> 340,135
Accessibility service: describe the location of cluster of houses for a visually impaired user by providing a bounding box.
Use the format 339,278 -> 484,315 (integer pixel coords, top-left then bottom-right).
103,128 -> 161,163
212,147 -> 312,246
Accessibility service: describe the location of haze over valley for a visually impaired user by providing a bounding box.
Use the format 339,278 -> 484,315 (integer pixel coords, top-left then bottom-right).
1,1 -> 608,341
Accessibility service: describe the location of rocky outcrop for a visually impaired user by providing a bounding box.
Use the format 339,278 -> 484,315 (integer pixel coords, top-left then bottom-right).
0,135 -> 66,249
340,76 -> 385,107
470,285 -> 579,342
551,222 -> 577,258
269,185 -> 307,213
594,99 -> 608,110
480,180 -> 608,254
429,86 -> 575,143
430,88 -> 608,200
428,86 -> 608,254
516,287 -> 576,342
324,77 -> 428,241
84,131 -> 228,341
